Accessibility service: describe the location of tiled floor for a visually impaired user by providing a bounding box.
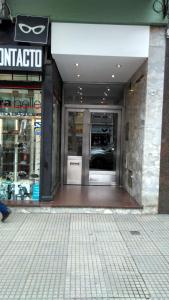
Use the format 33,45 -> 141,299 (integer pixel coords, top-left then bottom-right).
6,185 -> 141,209
0,212 -> 169,299
53,185 -> 141,208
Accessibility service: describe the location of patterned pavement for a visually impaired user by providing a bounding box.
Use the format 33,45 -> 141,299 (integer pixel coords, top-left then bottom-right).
0,211 -> 169,299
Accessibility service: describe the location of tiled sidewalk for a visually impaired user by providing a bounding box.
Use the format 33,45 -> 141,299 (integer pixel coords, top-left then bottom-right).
0,212 -> 169,299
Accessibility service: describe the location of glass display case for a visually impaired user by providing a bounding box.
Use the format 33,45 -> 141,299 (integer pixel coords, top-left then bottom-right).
0,88 -> 41,201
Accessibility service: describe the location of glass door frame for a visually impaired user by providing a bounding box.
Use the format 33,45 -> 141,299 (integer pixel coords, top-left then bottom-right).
61,105 -> 123,186
63,108 -> 85,185
88,108 -> 122,186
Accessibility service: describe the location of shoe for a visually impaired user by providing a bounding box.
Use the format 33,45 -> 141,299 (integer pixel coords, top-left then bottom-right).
1,210 -> 11,222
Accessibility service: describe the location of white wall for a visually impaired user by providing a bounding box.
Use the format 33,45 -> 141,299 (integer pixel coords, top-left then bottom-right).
51,23 -> 150,57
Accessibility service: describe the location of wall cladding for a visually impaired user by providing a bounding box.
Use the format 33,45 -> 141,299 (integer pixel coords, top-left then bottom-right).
142,27 -> 165,212
124,27 -> 165,212
123,61 -> 147,205
159,39 -> 169,213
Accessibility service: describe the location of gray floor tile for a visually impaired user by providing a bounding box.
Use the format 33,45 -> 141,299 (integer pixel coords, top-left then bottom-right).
0,212 -> 169,299
133,255 -> 169,273
126,240 -> 161,255
142,274 -> 169,299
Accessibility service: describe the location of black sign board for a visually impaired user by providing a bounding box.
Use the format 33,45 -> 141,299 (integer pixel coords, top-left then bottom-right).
0,45 -> 42,71
14,15 -> 49,44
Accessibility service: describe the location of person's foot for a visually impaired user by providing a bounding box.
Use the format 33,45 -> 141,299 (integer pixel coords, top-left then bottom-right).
1,210 -> 11,222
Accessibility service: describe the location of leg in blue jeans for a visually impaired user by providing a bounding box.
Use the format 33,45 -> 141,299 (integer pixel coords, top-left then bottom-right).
0,201 -> 11,221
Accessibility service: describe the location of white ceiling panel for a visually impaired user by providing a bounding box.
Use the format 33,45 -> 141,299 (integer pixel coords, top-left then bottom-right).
52,54 -> 146,83
51,23 -> 149,84
52,23 -> 150,57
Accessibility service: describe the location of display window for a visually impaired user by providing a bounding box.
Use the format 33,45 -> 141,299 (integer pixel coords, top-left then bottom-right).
0,87 -> 41,202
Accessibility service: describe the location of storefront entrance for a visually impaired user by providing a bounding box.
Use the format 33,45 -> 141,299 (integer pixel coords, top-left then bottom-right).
62,107 -> 122,186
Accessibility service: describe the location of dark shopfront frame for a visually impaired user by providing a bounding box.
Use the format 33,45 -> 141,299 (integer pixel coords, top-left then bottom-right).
0,20 -> 62,202
0,22 -> 43,202
0,65 -> 62,203
41,62 -> 62,202
0,68 -> 62,204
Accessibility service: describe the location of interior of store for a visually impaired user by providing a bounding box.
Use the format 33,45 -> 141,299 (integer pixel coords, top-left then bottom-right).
0,80 -> 42,202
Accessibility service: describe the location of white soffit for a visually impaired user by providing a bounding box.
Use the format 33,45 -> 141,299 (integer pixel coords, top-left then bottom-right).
53,55 -> 145,83
51,23 -> 150,57
51,23 -> 150,83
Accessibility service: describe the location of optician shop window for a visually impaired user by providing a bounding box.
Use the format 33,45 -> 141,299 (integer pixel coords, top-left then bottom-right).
0,86 -> 41,202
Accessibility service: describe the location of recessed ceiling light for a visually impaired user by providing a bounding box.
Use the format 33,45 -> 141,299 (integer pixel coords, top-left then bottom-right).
111,74 -> 115,78
101,101 -> 104,104
79,87 -> 82,90
129,81 -> 134,93
75,63 -> 79,67
107,88 -> 110,92
116,64 -> 121,68
80,97 -> 83,100
77,74 -> 80,78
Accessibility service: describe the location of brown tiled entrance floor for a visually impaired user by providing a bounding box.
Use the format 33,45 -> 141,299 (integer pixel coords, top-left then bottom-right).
52,185 -> 141,209
5,185 -> 141,209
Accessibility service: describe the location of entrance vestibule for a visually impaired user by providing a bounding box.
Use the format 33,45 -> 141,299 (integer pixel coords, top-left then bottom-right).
51,23 -> 151,210
63,107 -> 122,186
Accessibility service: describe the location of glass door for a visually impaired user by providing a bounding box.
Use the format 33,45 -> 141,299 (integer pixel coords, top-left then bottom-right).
64,110 -> 84,184
89,111 -> 120,185
64,108 -> 121,186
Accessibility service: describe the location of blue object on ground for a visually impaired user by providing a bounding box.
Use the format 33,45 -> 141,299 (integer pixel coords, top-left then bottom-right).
32,183 -> 39,201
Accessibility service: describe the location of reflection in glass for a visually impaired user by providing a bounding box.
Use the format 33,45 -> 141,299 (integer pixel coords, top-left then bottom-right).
0,74 -> 12,81
0,73 -> 42,82
68,112 -> 83,156
0,89 -> 41,201
89,112 -> 117,171
52,101 -> 61,190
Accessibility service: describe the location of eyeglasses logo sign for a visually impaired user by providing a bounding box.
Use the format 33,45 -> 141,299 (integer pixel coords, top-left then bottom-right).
18,24 -> 46,35
15,15 -> 49,44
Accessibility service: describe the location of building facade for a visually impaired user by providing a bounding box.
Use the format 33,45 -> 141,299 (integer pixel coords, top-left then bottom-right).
0,0 -> 168,213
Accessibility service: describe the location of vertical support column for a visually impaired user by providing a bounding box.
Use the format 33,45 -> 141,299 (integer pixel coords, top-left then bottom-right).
14,119 -> 19,181
0,119 -> 3,176
30,119 -> 35,175
40,62 -> 53,201
142,27 -> 165,212
159,37 -> 169,213
83,109 -> 90,185
35,119 -> 41,175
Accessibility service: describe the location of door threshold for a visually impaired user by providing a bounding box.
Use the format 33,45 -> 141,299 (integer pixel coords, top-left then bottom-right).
89,183 -> 117,186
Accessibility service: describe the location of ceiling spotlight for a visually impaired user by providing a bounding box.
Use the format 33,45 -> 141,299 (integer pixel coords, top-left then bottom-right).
111,74 -> 115,78
129,81 -> 134,93
75,63 -> 79,67
102,97 -> 106,101
80,97 -> 83,100
107,88 -> 110,92
79,87 -> 82,90
77,74 -> 80,78
101,101 -> 104,104
116,64 -> 121,68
